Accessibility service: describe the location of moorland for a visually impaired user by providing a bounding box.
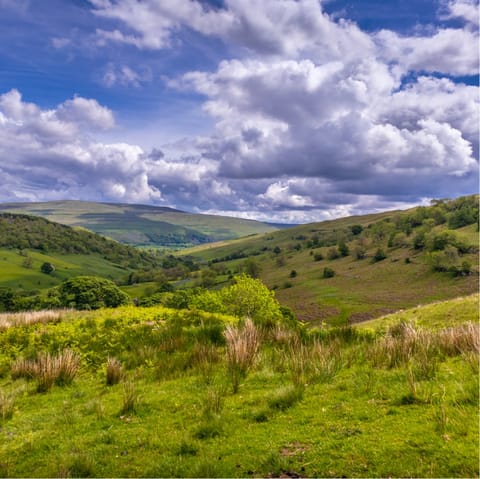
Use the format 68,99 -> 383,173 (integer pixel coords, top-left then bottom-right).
0,194 -> 478,477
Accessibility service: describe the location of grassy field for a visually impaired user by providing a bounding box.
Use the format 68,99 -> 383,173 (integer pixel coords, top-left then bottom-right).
0,248 -> 131,290
0,296 -> 478,477
0,200 -> 279,248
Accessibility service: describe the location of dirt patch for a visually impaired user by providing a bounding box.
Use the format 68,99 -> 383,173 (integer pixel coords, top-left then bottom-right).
292,303 -> 339,322
348,308 -> 398,324
280,442 -> 309,457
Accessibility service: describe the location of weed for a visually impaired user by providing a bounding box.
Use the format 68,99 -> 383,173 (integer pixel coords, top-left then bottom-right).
225,318 -> 260,393
0,389 -> 16,421
105,357 -> 123,386
120,379 -> 140,415
202,385 -> 225,419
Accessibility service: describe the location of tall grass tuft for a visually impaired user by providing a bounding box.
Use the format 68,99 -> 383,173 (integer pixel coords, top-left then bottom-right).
225,318 -> 260,393
436,322 -> 479,356
11,350 -> 80,392
285,336 -> 342,387
105,357 -> 123,386
121,379 -> 140,415
0,389 -> 16,421
370,321 -> 479,373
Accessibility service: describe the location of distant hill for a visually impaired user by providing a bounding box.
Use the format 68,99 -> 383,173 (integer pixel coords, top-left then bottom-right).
179,195 -> 479,325
0,213 -> 162,291
0,201 -> 280,248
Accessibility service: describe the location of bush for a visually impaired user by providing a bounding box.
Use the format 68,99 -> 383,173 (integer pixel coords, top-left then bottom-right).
40,262 -> 55,275
323,267 -> 335,278
372,249 -> 387,262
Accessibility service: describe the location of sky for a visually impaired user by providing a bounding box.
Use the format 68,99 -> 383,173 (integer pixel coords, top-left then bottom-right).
0,0 -> 478,223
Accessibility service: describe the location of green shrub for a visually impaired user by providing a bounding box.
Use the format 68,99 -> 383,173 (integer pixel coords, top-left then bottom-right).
372,249 -> 387,262
323,267 -> 335,278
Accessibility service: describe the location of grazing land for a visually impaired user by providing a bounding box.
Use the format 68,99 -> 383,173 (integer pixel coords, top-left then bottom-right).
0,293 -> 478,477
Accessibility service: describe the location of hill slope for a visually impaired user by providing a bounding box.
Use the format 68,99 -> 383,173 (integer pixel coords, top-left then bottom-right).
0,201 -> 280,248
180,195 -> 479,325
0,213 -> 161,291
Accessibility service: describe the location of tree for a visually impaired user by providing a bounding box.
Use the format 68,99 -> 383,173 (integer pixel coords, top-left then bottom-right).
58,276 -> 130,310
40,262 -> 55,274
338,241 -> 349,257
243,258 -> 262,278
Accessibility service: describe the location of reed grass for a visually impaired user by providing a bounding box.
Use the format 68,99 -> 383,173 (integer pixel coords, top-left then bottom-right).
225,318 -> 260,393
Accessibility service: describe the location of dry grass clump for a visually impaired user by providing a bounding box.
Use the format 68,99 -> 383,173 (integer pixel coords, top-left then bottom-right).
105,357 -> 123,386
370,321 -> 479,378
0,309 -> 71,331
369,321 -> 435,369
225,318 -> 260,393
436,322 -> 479,356
11,349 -> 80,392
286,336 -> 342,387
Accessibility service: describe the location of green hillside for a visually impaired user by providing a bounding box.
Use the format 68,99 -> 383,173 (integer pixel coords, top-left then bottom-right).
179,195 -> 479,325
0,292 -> 477,477
0,201 -> 279,248
0,213 -> 163,293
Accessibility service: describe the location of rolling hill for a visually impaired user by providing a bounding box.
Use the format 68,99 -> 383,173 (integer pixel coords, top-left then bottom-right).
0,212 -> 162,293
179,195 -> 479,325
0,201 -> 280,248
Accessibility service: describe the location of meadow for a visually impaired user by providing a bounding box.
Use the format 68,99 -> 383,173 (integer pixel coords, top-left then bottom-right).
0,294 -> 478,478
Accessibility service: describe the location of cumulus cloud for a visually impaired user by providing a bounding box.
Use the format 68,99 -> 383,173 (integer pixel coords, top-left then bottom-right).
0,90 -> 159,203
2,0 -> 478,222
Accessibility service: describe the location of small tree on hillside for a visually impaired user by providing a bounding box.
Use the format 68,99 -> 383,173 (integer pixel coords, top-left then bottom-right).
40,262 -> 55,275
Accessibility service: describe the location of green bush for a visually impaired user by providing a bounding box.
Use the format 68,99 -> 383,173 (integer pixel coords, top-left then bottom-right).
58,276 -> 131,310
323,267 -> 335,278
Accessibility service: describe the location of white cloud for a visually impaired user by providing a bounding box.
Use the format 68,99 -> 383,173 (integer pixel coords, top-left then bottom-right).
441,0 -> 479,25
56,96 -> 115,129
101,63 -> 152,88
376,28 -> 479,76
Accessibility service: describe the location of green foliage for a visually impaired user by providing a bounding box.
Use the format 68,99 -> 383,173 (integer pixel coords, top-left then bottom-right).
40,262 -> 55,275
322,267 -> 335,278
243,257 -> 262,278
0,213 -> 159,269
58,276 -> 131,310
338,241 -> 349,257
372,248 -> 387,262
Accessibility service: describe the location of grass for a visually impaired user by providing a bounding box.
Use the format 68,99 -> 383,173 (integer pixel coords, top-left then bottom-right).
0,247 -> 132,290
0,297 -> 478,477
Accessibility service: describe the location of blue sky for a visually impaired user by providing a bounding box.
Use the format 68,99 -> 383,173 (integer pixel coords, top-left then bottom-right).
0,0 -> 478,222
